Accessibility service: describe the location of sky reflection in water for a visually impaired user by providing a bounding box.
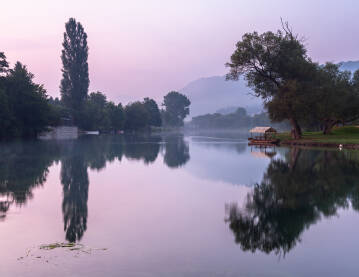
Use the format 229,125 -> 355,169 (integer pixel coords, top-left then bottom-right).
1,134 -> 359,276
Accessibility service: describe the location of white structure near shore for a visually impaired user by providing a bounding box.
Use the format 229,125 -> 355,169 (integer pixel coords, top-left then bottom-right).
38,126 -> 79,140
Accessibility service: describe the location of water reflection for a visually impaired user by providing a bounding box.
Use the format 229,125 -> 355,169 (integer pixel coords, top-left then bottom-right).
0,134 -> 190,241
61,143 -> 89,243
225,147 -> 359,256
123,134 -> 161,164
0,142 -> 60,220
163,134 -> 190,168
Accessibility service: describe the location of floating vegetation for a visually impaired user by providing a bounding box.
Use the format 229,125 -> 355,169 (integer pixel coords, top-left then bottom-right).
18,242 -> 107,265
39,242 -> 78,250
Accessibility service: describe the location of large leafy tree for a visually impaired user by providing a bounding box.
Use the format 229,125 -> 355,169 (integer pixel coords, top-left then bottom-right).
162,91 -> 190,127
60,18 -> 89,117
124,101 -> 150,130
143,97 -> 161,127
5,62 -> 55,138
226,23 -> 316,139
313,63 -> 359,134
106,102 -> 125,131
81,91 -> 110,131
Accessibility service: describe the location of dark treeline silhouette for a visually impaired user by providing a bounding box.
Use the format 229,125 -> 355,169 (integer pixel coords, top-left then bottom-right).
0,134 -> 190,239
161,91 -> 191,127
189,107 -> 289,130
0,56 -> 59,139
0,18 -> 191,140
226,21 -> 359,138
57,18 -> 190,132
225,148 -> 359,256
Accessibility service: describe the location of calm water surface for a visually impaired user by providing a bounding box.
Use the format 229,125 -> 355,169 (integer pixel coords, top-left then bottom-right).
1,133 -> 359,276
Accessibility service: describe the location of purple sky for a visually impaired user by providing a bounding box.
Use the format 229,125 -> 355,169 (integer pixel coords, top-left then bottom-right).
2,0 -> 358,103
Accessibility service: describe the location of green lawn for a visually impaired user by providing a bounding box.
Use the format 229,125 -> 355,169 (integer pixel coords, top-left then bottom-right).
276,126 -> 359,144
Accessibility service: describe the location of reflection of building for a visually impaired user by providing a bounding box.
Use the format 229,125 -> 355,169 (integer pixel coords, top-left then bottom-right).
38,126 -> 78,140
250,145 -> 277,159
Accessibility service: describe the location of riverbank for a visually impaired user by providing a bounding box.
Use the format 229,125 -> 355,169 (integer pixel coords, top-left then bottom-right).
276,126 -> 359,149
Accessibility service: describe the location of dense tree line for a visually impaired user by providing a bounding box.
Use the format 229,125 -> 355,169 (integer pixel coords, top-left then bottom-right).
0,53 -> 58,139
226,21 -> 359,138
189,107 -> 289,130
0,18 -> 191,139
57,18 -> 189,133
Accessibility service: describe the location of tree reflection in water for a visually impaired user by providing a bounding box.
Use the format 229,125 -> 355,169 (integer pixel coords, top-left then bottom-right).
0,134 -> 190,241
0,141 -> 60,220
163,134 -> 190,168
225,148 -> 359,256
61,142 -> 90,243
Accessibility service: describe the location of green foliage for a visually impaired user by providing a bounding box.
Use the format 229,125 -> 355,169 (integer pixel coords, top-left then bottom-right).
107,102 -> 125,131
143,97 -> 161,127
0,60 -> 59,139
162,91 -> 190,127
0,88 -> 12,138
81,92 -> 110,131
226,23 -> 317,139
226,23 -> 359,138
0,52 -> 9,74
277,126 -> 359,144
60,18 -> 89,119
124,98 -> 162,131
124,101 -> 149,130
76,91 -> 126,132
312,63 -> 359,134
190,108 -> 289,130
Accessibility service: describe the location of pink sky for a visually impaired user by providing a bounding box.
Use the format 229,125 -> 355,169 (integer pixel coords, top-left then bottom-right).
2,0 -> 359,103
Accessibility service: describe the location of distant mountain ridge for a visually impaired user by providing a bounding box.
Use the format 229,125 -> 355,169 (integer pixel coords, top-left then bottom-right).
182,60 -> 359,118
180,75 -> 262,118
339,60 -> 359,73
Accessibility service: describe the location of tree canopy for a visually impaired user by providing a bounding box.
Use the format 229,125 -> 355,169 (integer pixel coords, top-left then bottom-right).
124,98 -> 161,131
162,91 -> 191,127
226,23 -> 317,138
60,18 -> 89,120
226,22 -> 359,136
0,58 -> 58,139
190,107 -> 289,130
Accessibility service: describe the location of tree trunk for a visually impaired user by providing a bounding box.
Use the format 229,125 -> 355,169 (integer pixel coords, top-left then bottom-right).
323,120 -> 338,135
289,117 -> 302,139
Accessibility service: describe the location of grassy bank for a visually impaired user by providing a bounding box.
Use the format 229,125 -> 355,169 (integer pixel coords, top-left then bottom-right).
277,126 -> 359,145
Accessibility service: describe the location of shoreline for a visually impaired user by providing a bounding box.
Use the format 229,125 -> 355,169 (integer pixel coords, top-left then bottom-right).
274,126 -> 359,150
279,140 -> 359,149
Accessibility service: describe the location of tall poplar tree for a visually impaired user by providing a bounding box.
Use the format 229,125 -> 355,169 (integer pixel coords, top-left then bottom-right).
60,18 -> 89,116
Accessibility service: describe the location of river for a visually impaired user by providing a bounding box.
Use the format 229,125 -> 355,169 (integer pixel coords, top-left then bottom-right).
1,133 -> 359,276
